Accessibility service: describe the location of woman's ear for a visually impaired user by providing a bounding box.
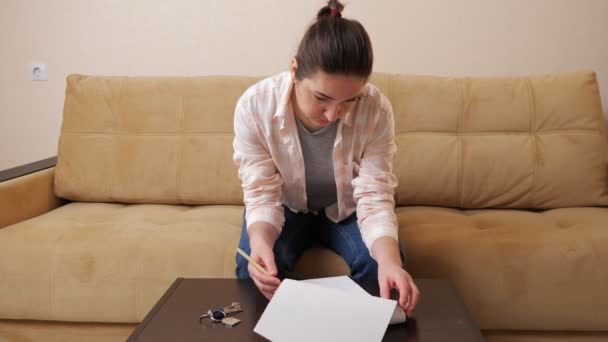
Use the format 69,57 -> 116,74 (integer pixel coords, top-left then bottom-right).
290,57 -> 298,81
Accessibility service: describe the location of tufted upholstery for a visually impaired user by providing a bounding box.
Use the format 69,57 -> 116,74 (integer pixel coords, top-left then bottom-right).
0,201 -> 348,323
0,202 -> 244,322
55,71 -> 608,209
396,206 -> 608,331
2,201 -> 607,332
369,72 -> 608,209
54,75 -> 258,205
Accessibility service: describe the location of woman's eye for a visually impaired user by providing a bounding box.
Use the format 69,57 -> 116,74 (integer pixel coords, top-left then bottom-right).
314,95 -> 328,102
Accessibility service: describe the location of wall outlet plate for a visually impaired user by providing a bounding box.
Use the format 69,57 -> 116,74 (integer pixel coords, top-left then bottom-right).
29,63 -> 47,81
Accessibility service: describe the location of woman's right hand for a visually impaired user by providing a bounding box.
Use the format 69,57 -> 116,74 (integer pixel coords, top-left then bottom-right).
248,222 -> 281,299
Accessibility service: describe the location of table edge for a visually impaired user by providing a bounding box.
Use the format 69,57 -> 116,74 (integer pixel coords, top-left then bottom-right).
127,277 -> 184,341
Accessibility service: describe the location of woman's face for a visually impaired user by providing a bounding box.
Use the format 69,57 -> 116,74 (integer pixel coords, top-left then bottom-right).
291,66 -> 367,132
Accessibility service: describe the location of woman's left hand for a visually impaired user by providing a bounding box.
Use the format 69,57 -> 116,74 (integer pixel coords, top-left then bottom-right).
378,261 -> 420,317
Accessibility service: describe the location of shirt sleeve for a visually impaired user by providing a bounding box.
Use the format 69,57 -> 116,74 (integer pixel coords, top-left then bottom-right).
232,97 -> 285,233
352,96 -> 399,253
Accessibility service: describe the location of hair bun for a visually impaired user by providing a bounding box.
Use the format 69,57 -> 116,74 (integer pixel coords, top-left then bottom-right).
316,0 -> 344,19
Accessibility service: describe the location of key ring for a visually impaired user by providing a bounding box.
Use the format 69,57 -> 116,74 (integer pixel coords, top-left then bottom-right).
204,308 -> 228,322
199,302 -> 242,323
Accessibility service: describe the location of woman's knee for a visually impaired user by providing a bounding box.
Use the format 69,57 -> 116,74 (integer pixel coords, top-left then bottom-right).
235,254 -> 251,279
350,250 -> 378,281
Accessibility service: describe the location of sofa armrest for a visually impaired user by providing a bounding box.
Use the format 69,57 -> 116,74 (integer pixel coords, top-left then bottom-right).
0,157 -> 66,229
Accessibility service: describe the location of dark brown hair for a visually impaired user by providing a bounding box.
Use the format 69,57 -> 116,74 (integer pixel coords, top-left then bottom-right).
294,0 -> 373,80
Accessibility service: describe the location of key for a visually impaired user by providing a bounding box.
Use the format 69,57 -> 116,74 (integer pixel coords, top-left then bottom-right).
199,310 -> 213,321
222,317 -> 241,327
223,302 -> 243,314
200,302 -> 243,322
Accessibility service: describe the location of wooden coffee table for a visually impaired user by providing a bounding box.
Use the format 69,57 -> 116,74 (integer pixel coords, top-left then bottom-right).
127,278 -> 484,342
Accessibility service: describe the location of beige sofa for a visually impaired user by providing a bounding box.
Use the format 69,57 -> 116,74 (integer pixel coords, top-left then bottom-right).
1,71 -> 607,342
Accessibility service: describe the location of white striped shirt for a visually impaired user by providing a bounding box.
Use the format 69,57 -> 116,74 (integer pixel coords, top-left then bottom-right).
233,71 -> 398,252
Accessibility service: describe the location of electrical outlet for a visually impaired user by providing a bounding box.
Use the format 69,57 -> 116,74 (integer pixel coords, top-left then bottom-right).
29,63 -> 47,81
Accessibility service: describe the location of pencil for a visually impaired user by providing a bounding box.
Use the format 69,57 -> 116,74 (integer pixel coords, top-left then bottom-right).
236,247 -> 269,275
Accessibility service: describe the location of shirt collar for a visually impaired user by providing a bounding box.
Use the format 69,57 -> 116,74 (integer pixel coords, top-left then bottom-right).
273,72 -> 293,125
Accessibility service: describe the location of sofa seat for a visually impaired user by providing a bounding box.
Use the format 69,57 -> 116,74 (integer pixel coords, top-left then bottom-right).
2,201 -> 606,334
0,202 -> 352,324
397,206 -> 608,332
0,202 -> 248,323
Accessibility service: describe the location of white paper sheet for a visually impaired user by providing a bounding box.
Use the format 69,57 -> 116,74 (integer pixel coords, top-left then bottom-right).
302,276 -> 369,295
302,276 -> 407,325
254,278 -> 396,342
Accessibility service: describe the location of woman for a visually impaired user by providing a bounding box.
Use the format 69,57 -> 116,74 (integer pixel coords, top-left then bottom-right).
233,0 -> 420,316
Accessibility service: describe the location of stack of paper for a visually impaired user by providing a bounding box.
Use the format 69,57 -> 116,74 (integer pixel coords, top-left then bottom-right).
254,276 -> 407,342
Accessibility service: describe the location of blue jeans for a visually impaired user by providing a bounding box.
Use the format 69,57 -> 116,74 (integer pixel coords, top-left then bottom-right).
236,206 -> 382,281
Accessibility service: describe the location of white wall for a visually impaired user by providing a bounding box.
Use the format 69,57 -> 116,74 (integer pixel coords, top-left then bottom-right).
1,0 -> 607,170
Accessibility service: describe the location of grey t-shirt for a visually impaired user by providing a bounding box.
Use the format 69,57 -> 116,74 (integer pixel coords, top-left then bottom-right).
295,118 -> 339,211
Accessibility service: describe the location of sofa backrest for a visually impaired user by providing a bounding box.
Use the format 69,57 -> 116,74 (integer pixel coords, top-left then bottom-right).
55,75 -> 258,205
55,71 -> 608,208
370,71 -> 608,208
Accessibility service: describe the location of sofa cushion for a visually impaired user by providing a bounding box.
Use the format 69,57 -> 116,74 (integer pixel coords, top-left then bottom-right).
371,71 -> 608,209
397,206 -> 608,331
0,202 -> 348,323
0,202 -> 244,322
55,75 -> 261,205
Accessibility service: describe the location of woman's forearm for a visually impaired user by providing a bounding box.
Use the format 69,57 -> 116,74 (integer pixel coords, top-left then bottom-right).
371,236 -> 402,267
